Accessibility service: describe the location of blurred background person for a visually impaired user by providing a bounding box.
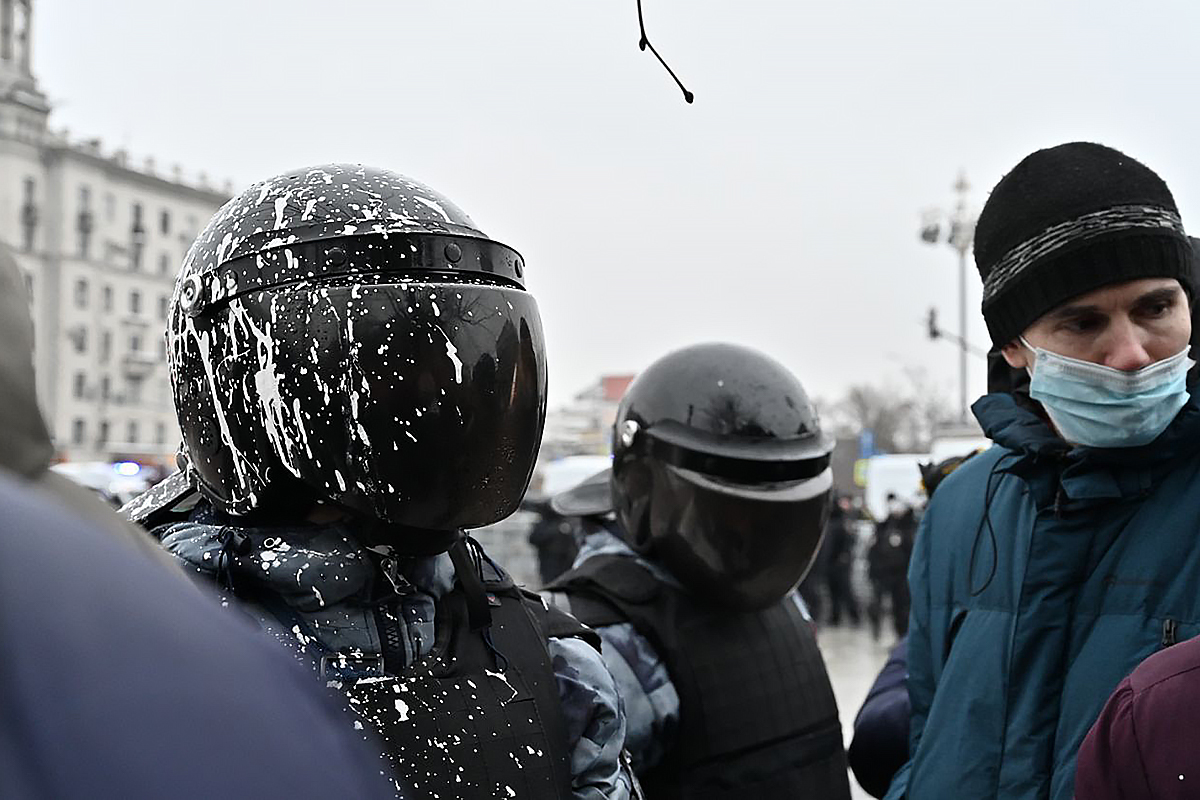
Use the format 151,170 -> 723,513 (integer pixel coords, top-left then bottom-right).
825,495 -> 863,628
866,493 -> 916,640
526,499 -> 584,586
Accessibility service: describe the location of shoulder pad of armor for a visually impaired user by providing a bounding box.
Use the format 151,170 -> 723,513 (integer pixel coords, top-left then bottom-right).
118,471 -> 201,529
520,588 -> 603,651
548,554 -> 661,605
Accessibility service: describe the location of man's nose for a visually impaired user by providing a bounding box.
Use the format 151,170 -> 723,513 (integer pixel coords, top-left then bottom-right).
1105,322 -> 1154,371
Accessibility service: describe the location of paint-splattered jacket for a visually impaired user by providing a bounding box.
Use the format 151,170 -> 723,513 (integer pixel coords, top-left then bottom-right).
153,502 -> 635,800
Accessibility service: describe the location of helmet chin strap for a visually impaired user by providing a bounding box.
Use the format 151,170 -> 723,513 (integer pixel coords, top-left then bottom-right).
447,532 -> 495,633
356,518 -> 462,556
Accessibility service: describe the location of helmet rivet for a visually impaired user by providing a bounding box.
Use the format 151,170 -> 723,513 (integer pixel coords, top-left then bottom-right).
444,242 -> 462,263
179,275 -> 201,311
328,246 -> 347,266
619,420 -> 640,448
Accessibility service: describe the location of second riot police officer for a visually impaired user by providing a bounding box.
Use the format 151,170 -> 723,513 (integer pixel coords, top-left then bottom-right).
547,343 -> 852,799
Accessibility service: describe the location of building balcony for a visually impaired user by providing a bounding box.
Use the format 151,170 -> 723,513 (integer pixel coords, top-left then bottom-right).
121,352 -> 159,380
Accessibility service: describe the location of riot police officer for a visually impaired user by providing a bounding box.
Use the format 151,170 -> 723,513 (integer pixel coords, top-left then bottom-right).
124,164 -> 635,800
546,343 -> 852,799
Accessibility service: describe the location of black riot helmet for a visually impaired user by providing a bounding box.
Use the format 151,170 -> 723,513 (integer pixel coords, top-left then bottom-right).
611,343 -> 834,610
168,164 -> 547,535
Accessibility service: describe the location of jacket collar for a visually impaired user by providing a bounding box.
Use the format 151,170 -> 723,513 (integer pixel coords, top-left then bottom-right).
973,386 -> 1200,470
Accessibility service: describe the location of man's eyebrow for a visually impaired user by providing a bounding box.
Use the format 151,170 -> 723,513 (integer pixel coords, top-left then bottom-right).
1045,302 -> 1101,321
1046,286 -> 1183,321
1133,286 -> 1183,306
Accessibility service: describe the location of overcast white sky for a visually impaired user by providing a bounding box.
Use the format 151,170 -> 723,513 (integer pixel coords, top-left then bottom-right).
32,1 -> 1200,409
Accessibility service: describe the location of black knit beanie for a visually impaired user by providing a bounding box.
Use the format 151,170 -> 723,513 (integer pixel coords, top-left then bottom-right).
975,142 -> 1193,346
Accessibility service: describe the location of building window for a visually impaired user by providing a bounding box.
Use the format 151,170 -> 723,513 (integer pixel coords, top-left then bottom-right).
158,294 -> 169,320
98,420 -> 109,445
100,330 -> 111,362
130,289 -> 141,315
72,418 -> 86,445
77,185 -> 93,258
102,284 -> 112,312
130,333 -> 142,352
101,375 -> 110,400
155,421 -> 166,445
158,252 -> 171,275
104,193 -> 115,222
72,327 -> 87,354
130,202 -> 145,270
158,338 -> 167,360
159,209 -> 170,235
127,421 -> 138,444
73,278 -> 88,309
20,176 -> 37,252
73,372 -> 86,399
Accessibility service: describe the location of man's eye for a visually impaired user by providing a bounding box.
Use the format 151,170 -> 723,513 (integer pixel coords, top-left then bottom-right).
1065,317 -> 1101,333
1143,302 -> 1171,317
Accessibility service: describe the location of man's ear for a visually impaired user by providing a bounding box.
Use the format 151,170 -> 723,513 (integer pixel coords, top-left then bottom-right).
1000,339 -> 1030,370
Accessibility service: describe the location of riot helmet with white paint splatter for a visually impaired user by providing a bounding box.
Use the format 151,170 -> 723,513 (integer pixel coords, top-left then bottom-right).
610,343 -> 834,610
168,164 -> 546,534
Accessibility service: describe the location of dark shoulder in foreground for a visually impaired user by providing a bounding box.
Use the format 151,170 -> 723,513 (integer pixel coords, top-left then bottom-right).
0,469 -> 394,800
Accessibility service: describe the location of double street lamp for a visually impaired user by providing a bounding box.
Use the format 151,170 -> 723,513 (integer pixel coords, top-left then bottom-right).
920,172 -> 977,423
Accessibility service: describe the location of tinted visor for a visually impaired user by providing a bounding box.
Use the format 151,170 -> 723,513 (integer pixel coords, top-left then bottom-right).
645,462 -> 832,611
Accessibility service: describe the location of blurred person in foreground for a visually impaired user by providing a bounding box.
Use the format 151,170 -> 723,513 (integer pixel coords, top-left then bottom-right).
0,244 -> 173,562
0,236 -> 393,799
886,142 -> 1200,800
1075,633 -> 1200,800
123,164 -> 634,800
546,343 -> 852,799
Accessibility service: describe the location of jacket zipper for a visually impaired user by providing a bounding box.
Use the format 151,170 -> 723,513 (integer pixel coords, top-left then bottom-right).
1162,618 -> 1178,647
374,550 -> 412,673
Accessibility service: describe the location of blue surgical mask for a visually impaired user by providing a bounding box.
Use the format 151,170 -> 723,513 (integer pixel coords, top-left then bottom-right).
1021,337 -> 1193,448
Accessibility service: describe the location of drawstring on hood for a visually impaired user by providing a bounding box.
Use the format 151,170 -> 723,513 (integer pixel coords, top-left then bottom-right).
215,526 -> 253,593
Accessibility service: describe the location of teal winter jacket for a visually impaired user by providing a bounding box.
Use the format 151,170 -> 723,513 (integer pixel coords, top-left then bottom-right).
886,388 -> 1200,800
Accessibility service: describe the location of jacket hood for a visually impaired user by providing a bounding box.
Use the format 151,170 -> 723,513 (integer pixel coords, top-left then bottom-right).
0,245 -> 53,478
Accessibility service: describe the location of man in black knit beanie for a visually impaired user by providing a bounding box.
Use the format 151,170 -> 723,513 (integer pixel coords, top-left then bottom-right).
886,143 -> 1200,800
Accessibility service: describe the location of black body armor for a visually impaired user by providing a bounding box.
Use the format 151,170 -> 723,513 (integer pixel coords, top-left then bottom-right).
550,554 -> 851,800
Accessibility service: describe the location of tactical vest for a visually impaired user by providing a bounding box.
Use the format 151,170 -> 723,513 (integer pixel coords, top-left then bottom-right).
270,576 -> 583,800
123,475 -> 587,800
550,554 -> 851,800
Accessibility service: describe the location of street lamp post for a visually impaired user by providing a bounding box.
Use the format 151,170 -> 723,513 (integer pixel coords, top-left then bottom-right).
920,172 -> 976,423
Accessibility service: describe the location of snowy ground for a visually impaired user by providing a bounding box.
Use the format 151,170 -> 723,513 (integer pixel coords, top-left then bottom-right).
818,623 -> 898,800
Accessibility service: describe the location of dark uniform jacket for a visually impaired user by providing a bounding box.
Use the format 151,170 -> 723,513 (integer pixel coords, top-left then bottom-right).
125,490 -> 636,800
